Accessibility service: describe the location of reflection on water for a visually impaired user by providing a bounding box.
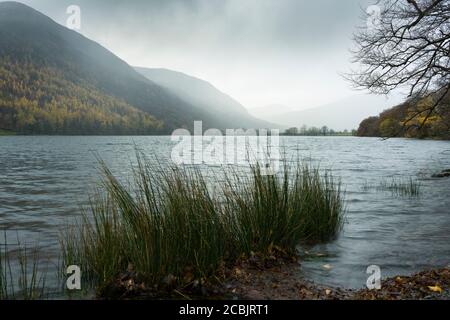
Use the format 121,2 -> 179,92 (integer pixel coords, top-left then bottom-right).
0,136 -> 450,290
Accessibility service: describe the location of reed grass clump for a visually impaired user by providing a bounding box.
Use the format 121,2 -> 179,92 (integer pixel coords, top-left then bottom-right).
61,154 -> 345,295
223,164 -> 343,255
61,159 -> 227,289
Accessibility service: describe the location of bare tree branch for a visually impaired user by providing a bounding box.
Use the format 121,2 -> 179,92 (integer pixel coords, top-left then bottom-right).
347,0 -> 450,138
346,0 -> 450,105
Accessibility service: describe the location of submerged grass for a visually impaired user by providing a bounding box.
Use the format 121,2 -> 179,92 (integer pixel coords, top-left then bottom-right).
61,154 -> 345,295
379,177 -> 421,197
0,235 -> 47,300
362,177 -> 421,197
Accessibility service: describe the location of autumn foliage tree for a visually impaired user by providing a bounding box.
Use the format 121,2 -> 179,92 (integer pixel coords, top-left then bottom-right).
0,58 -> 163,135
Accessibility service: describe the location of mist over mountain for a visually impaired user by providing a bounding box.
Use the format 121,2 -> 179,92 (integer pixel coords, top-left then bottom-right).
250,95 -> 402,131
135,67 -> 273,130
249,104 -> 294,118
0,2 -> 271,134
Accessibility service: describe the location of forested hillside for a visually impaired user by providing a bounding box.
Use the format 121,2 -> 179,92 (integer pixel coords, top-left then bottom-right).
0,58 -> 162,134
0,2 -> 265,135
357,91 -> 450,139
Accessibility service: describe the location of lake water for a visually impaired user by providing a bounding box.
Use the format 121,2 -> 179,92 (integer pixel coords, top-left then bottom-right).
1,136 -> 450,293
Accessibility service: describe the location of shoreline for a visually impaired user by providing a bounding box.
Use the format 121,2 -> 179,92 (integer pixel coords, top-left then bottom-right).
100,254 -> 450,300
227,264 -> 450,300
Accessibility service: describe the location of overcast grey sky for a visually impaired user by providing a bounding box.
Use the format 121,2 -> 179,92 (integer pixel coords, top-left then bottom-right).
13,0 -> 386,110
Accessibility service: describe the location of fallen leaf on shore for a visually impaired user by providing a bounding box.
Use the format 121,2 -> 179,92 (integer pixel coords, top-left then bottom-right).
428,285 -> 443,293
325,289 -> 332,295
183,272 -> 194,283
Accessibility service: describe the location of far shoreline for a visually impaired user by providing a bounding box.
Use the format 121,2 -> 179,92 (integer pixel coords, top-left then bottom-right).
2,133 -> 449,141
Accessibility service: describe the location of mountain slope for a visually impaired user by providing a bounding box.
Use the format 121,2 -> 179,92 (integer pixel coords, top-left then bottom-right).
0,2 -> 256,134
135,67 -> 274,129
0,56 -> 162,134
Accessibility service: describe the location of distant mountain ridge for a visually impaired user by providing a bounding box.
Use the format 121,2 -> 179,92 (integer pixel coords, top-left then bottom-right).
0,2 -> 271,134
249,104 -> 293,118
250,95 -> 402,131
135,67 -> 274,130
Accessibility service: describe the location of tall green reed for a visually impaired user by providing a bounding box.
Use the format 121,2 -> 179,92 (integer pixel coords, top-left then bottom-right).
362,177 -> 421,197
0,235 -> 47,300
61,154 -> 345,293
222,163 -> 344,255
